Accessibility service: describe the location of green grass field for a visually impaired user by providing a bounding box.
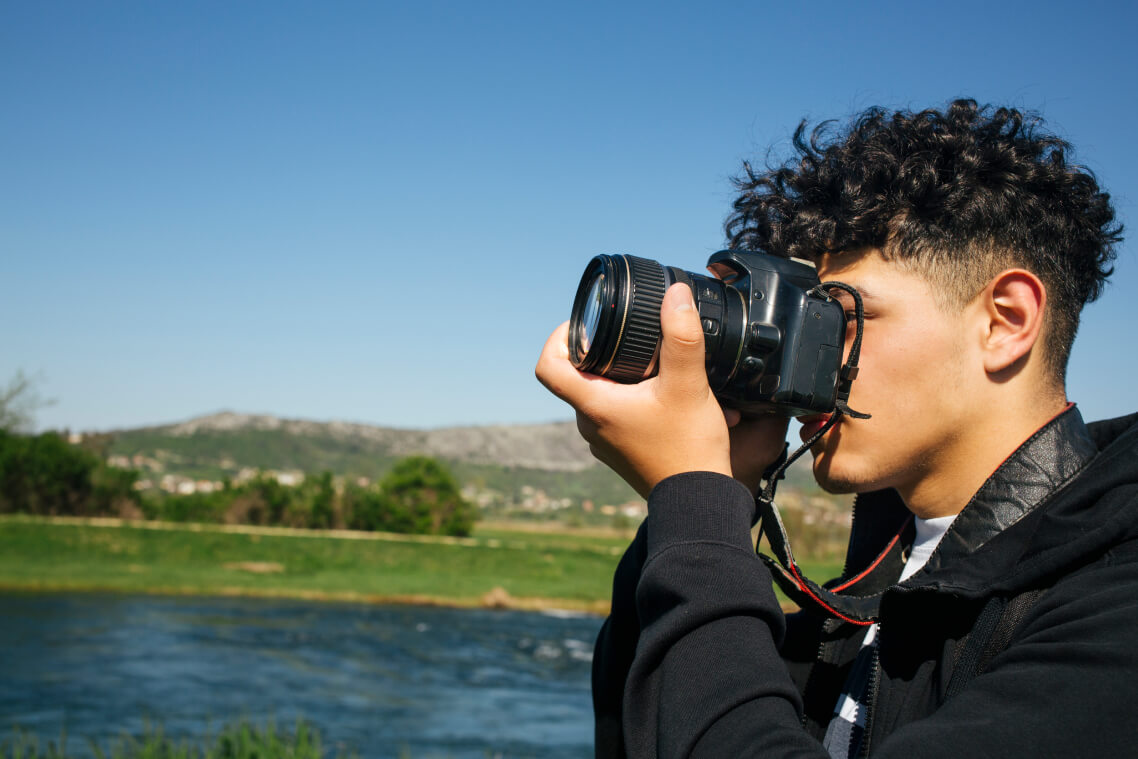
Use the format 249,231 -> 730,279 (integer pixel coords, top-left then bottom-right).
0,516 -> 843,612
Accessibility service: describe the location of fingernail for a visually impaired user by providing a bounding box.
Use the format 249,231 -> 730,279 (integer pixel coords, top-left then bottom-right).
672,288 -> 695,312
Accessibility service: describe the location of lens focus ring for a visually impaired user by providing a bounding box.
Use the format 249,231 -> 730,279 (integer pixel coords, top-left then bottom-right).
605,255 -> 666,382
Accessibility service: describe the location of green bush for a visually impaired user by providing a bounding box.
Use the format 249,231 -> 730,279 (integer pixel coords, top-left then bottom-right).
245,476 -> 293,526
0,719 -> 351,759
150,491 -> 229,523
0,430 -> 139,517
344,486 -> 406,533
307,471 -> 335,529
341,457 -> 475,537
378,456 -> 476,537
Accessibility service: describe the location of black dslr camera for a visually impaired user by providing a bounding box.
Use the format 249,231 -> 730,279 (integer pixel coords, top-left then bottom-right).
568,250 -> 848,417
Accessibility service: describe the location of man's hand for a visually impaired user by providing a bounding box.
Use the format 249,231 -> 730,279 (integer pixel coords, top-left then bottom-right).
536,283 -> 787,498
723,409 -> 790,495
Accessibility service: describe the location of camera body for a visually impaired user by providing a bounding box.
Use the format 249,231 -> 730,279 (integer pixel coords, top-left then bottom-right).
569,249 -> 847,416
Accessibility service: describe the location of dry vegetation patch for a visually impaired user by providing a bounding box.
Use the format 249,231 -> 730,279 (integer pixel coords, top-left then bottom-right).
223,561 -> 285,574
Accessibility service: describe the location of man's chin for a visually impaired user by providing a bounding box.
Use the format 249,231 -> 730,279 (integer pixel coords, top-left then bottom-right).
811,452 -> 871,495
813,472 -> 860,495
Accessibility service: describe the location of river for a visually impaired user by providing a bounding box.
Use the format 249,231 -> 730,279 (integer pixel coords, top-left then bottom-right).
0,592 -> 602,758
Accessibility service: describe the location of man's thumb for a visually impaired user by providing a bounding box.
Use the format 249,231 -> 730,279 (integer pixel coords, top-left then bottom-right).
658,283 -> 709,396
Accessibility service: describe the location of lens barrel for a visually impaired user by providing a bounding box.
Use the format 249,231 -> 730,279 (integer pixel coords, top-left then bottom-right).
569,254 -> 667,382
567,249 -> 846,416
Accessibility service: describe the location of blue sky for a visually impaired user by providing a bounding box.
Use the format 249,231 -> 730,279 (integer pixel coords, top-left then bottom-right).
2,1 -> 1136,432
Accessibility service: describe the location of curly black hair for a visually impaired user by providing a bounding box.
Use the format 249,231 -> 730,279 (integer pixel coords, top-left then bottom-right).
725,99 -> 1123,381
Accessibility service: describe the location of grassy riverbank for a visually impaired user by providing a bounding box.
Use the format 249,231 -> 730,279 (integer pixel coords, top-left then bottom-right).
0,516 -> 842,613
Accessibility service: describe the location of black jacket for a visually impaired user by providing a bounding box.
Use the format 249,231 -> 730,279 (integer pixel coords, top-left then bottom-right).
593,406 -> 1138,758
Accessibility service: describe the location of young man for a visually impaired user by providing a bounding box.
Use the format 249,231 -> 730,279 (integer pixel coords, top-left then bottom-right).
536,100 -> 1138,757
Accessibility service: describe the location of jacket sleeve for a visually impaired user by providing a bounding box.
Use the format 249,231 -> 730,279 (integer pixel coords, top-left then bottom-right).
593,520 -> 648,759
619,472 -> 1138,759
624,472 -> 829,759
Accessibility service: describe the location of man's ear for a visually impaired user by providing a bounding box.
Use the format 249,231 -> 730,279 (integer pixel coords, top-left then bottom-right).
977,269 -> 1047,375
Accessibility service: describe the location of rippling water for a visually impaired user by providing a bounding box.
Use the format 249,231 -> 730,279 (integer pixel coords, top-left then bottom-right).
0,592 -> 602,758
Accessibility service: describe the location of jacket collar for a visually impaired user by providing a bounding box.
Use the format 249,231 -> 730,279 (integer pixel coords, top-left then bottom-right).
918,404 -> 1096,581
761,404 -> 1098,623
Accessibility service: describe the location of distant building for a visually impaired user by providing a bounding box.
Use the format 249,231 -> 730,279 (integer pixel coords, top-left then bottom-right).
275,471 -> 304,487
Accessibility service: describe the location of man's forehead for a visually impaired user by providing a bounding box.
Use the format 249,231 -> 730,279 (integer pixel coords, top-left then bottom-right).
816,248 -> 927,304
827,283 -> 879,306
816,251 -> 879,294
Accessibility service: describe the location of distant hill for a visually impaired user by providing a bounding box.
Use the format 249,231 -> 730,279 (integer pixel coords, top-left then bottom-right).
104,411 -> 838,516
117,411 -> 600,472
105,412 -> 638,509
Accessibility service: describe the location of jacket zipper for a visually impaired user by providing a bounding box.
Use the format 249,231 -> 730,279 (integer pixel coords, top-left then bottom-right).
857,623 -> 883,759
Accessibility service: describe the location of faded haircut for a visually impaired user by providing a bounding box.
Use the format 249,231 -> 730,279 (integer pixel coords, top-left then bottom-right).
725,99 -> 1123,381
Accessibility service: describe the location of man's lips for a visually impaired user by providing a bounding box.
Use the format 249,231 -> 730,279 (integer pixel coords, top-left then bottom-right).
798,413 -> 833,442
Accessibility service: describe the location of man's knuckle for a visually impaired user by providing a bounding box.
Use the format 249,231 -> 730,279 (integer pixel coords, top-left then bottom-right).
670,324 -> 704,348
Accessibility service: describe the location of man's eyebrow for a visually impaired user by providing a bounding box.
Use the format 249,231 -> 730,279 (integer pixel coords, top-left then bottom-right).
827,285 -> 878,304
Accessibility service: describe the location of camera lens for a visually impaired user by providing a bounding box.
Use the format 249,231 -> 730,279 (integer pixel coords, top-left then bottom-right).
567,249 -> 848,416
569,254 -> 667,383
579,273 -> 605,354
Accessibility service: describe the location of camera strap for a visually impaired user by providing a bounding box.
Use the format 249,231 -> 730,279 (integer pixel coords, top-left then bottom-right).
813,281 -> 871,421
758,279 -> 870,503
754,280 -> 879,624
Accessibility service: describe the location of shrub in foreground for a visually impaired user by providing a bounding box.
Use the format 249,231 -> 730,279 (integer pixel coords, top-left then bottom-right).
0,718 -> 354,759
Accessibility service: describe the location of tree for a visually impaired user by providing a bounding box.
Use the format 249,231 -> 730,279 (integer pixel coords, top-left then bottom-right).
372,456 -> 476,537
0,430 -> 93,514
308,470 -> 335,529
241,475 -> 293,525
343,484 -> 389,532
0,370 -> 53,433
0,429 -> 139,517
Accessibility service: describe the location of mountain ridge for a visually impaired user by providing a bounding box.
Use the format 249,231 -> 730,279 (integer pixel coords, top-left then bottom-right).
111,410 -> 600,473
107,410 -> 820,487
